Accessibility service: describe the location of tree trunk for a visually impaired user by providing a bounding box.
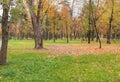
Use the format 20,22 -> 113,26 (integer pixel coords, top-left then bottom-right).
0,2 -> 10,65
74,31 -> 76,40
90,0 -> 102,48
53,23 -> 56,43
107,0 -> 114,44
66,23 -> 69,43
88,0 -> 91,44
31,13 -> 43,49
94,21 -> 102,48
91,29 -> 94,41
96,35 -> 98,42
29,0 -> 43,49
70,31 -> 72,41
107,20 -> 112,44
60,31 -> 63,40
88,30 -> 91,44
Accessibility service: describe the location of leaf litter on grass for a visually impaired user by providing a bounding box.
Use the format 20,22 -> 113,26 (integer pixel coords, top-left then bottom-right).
46,44 -> 120,57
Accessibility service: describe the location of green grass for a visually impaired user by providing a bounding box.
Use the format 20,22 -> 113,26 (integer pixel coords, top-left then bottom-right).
0,39 -> 120,82
8,39 -> 120,51
44,39 -> 120,45
0,53 -> 120,82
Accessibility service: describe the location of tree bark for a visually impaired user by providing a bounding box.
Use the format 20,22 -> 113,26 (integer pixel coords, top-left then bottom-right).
88,0 -> 102,48
88,0 -> 91,44
53,22 -> 56,43
31,13 -> 43,49
88,30 -> 91,44
29,0 -> 43,49
91,29 -> 94,41
0,2 -> 10,65
107,0 -> 114,44
93,21 -> 102,48
66,22 -> 69,43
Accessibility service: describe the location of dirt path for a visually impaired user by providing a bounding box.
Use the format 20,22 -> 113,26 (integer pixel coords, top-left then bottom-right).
44,44 -> 120,57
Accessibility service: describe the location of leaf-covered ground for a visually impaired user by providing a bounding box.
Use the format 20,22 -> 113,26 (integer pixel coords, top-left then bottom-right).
42,44 -> 120,57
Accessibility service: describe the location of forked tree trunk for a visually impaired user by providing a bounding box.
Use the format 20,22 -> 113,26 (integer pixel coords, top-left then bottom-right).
29,0 -> 43,49
0,2 -> 10,65
93,21 -> 102,48
31,13 -> 43,49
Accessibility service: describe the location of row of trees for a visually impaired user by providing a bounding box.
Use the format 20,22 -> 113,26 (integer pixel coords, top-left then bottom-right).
6,0 -> 120,42
0,0 -> 120,65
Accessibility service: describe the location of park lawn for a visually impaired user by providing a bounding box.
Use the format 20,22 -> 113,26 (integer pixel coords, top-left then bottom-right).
0,40 -> 120,82
8,39 -> 120,48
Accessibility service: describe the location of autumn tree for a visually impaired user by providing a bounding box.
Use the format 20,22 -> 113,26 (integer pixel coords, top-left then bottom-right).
47,5 -> 58,42
100,0 -> 120,43
59,2 -> 72,43
79,0 -> 106,48
90,0 -> 105,48
22,0 -> 57,49
106,0 -> 114,44
27,0 -> 43,49
9,0 -> 33,40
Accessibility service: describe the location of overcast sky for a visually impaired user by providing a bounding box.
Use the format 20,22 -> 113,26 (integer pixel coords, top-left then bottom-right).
72,0 -> 85,17
0,5 -> 2,16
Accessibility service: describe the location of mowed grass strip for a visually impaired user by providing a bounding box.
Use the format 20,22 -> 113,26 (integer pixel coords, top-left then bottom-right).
0,52 -> 120,82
